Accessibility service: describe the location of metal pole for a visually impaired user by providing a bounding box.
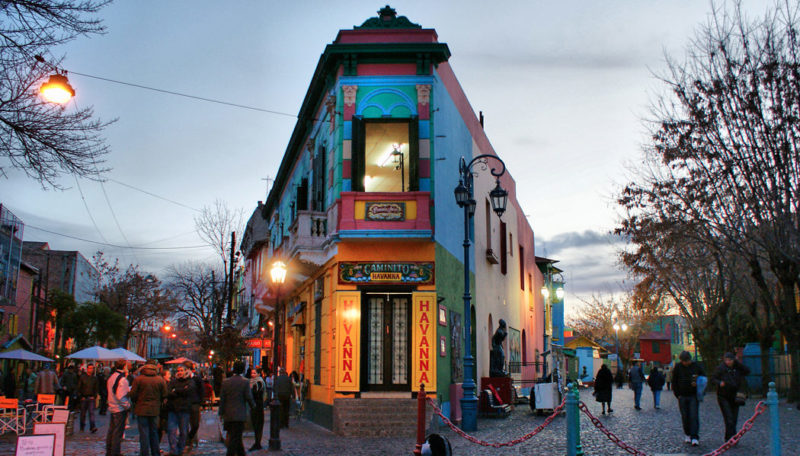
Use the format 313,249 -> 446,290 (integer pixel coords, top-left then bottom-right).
268,284 -> 282,451
226,231 -> 236,325
573,383 -> 584,456
566,382 -> 577,456
768,382 -> 781,456
413,383 -> 426,455
460,166 -> 478,432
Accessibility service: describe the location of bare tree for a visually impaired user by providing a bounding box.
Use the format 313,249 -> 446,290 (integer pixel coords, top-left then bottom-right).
92,252 -> 175,346
0,1 -> 113,186
166,261 -> 219,336
568,291 -> 663,368
617,0 -> 800,399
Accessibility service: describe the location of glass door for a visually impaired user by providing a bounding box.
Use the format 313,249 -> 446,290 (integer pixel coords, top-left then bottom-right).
365,293 -> 411,390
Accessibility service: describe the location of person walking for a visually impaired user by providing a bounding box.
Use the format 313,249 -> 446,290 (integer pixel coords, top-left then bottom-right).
61,363 -> 78,409
77,363 -> 99,433
665,366 -> 673,391
166,364 -> 196,456
594,364 -> 614,414
131,360 -> 168,456
248,368 -> 266,451
218,361 -> 255,456
159,368 -> 172,443
185,361 -> 204,451
34,363 -> 60,396
97,364 -> 109,415
273,367 -> 292,428
673,350 -> 705,447
614,367 -> 625,389
628,361 -> 645,410
711,352 -> 750,443
106,360 -> 131,456
647,366 -> 666,409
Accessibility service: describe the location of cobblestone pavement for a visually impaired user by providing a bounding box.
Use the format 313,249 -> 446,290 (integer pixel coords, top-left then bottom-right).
1,390 -> 798,455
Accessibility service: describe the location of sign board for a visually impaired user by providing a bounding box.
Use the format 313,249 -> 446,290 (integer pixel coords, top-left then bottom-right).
339,262 -> 434,285
16,434 -> 56,456
246,339 -> 273,349
51,409 -> 69,423
34,422 -> 65,456
365,202 -> 406,221
412,292 -> 437,392
334,291 -> 360,392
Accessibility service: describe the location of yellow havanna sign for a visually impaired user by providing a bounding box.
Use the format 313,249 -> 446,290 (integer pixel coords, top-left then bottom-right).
412,292 -> 437,392
369,272 -> 402,281
335,291 -> 360,392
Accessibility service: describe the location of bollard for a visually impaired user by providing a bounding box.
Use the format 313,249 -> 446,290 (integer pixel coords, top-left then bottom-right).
413,383 -> 426,456
767,382 -> 780,456
268,397 -> 281,451
566,383 -> 579,456
572,383 -> 584,456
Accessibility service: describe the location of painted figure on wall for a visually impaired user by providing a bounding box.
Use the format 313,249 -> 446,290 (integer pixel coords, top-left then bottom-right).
489,319 -> 509,377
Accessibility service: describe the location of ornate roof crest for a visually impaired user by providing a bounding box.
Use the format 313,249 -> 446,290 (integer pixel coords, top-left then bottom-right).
355,5 -> 421,29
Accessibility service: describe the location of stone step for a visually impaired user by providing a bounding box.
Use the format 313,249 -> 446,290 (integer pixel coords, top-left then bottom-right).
333,397 -> 430,436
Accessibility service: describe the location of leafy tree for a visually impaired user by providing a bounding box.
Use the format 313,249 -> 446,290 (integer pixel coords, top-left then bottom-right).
0,0 -> 113,186
92,252 -> 175,346
617,0 -> 800,399
64,301 -> 125,348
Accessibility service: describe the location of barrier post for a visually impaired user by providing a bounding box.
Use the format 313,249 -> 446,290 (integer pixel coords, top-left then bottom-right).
767,382 -> 780,456
413,383 -> 426,456
566,383 -> 578,456
572,383 -> 584,456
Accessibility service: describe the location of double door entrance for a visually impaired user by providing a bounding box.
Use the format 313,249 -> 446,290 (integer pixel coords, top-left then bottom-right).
364,293 -> 411,391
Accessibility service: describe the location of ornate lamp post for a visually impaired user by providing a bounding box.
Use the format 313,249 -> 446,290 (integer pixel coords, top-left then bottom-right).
612,321 -> 628,372
268,260 -> 287,451
453,154 -> 508,432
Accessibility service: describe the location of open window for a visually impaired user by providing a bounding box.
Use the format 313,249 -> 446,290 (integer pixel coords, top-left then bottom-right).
351,117 -> 419,192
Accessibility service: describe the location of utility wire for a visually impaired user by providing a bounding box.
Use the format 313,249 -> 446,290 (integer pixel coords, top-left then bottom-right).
25,224 -> 210,250
99,180 -> 140,263
107,178 -> 201,212
74,175 -> 108,243
69,71 -> 298,118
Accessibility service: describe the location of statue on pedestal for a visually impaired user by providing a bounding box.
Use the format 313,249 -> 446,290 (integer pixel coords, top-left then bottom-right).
489,319 -> 509,377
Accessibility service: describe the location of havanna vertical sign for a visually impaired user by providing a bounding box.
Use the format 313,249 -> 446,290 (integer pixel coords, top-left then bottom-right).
335,291 -> 360,391
412,292 -> 437,392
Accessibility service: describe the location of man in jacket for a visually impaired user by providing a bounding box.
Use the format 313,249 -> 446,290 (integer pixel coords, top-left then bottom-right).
34,363 -> 60,396
167,364 -> 197,456
711,352 -> 751,442
131,360 -> 167,456
185,361 -> 204,451
673,351 -> 705,446
219,361 -> 255,456
106,360 -> 131,456
273,367 -> 293,428
77,363 -> 99,432
60,363 -> 78,408
628,361 -> 645,410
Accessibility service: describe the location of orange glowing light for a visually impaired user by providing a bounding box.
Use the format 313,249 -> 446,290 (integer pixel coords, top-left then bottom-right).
40,74 -> 75,104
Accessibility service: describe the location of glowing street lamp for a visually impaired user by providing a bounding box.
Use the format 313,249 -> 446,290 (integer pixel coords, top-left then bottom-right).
40,73 -> 75,104
269,259 -> 287,451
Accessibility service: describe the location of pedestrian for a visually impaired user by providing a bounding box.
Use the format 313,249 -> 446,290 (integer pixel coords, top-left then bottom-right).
77,363 -> 99,433
628,361 -> 645,410
665,366 -> 673,391
673,350 -> 705,447
218,361 -> 255,456
711,352 -> 751,442
273,367 -> 292,428
647,366 -> 666,409
614,367 -> 625,389
60,363 -> 78,409
159,368 -> 172,443
213,364 -> 224,398
594,364 -> 614,415
97,364 -> 108,415
263,368 -> 273,403
130,359 -> 167,456
21,365 -> 37,400
106,360 -> 132,456
34,362 -> 60,396
184,361 -> 204,451
248,368 -> 266,451
166,364 -> 196,456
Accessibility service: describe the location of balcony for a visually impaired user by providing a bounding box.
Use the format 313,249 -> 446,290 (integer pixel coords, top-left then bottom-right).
285,210 -> 330,269
335,191 -> 432,239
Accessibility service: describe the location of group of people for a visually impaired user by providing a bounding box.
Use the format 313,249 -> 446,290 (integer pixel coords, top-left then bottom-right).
593,350 -> 751,447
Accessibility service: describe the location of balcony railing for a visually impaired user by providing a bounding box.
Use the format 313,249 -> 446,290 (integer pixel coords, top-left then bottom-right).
285,210 -> 328,257
335,191 -> 432,238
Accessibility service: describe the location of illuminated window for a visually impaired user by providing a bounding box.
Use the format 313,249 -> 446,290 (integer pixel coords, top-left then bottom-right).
351,117 -> 419,192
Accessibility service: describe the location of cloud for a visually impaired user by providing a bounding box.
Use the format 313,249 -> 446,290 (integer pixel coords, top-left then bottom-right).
462,50 -> 645,71
538,230 -> 625,256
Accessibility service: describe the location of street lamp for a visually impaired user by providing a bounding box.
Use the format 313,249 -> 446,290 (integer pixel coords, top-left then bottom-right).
39,72 -> 75,104
612,322 -> 628,372
454,154 -> 507,432
268,259 -> 287,451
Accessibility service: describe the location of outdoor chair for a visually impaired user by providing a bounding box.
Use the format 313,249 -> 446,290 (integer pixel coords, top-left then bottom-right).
479,389 -> 511,418
32,394 -> 58,423
0,397 -> 26,435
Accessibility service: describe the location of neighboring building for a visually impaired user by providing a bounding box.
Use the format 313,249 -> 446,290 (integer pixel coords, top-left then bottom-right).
639,329 -> 671,366
564,335 -> 607,382
22,242 -> 98,304
240,201 -> 274,368
644,314 -> 694,364
0,205 -> 24,308
241,7 -> 545,433
536,256 -> 565,372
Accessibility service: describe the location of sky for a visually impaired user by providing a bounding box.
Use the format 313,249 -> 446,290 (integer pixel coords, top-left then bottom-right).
0,0 -> 773,315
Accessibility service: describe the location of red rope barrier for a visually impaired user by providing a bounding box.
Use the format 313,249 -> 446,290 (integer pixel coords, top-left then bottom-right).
425,397 -> 565,448
577,400 -> 768,456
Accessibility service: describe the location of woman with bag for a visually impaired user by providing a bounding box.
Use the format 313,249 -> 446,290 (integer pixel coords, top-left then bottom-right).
711,352 -> 751,442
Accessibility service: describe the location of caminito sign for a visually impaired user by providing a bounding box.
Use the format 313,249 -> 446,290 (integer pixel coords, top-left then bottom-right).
338,262 -> 434,285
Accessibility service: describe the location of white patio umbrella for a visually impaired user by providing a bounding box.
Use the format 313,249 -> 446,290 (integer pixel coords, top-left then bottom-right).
0,348 -> 54,362
66,346 -> 122,361
110,347 -> 146,362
